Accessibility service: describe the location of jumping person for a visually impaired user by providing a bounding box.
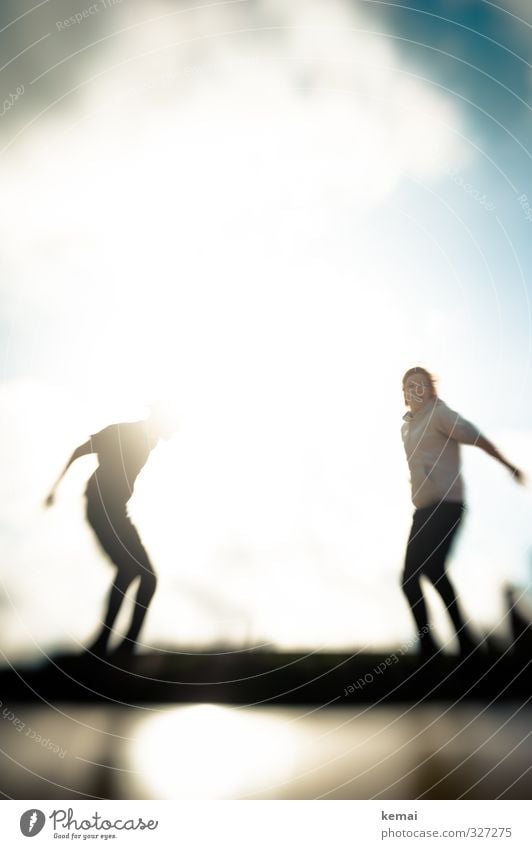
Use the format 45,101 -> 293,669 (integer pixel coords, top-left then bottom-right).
401,367 -> 524,658
45,405 -> 177,657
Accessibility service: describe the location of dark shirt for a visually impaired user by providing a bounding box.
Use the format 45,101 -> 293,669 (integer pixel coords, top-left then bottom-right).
85,421 -> 153,505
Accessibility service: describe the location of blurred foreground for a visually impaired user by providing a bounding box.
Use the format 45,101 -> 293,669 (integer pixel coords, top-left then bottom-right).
0,702 -> 530,800
1,590 -> 530,799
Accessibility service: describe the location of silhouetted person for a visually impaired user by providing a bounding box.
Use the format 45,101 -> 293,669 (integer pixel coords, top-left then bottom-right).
401,367 -> 524,659
45,405 -> 177,657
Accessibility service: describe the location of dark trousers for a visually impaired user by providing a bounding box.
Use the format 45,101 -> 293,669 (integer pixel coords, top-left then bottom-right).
86,494 -> 154,578
401,500 -> 473,650
85,492 -> 157,652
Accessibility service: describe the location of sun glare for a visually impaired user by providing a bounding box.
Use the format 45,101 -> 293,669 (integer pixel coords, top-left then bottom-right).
129,704 -> 301,799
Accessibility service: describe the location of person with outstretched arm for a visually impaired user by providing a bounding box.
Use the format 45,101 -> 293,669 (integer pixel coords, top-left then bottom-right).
400,367 -> 524,659
45,405 -> 176,658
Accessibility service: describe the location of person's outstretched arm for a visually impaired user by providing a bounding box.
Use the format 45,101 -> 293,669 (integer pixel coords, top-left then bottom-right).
474,435 -> 525,484
44,439 -> 93,507
436,401 -> 525,485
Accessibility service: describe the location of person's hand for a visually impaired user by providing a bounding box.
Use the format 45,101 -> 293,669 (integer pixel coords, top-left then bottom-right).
44,491 -> 55,508
510,466 -> 525,485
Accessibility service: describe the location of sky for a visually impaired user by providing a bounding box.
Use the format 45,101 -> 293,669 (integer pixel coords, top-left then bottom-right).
2,0 -> 532,660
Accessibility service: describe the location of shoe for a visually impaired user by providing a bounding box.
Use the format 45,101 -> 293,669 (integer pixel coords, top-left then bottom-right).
456,625 -> 483,658
84,636 -> 109,658
113,638 -> 137,660
458,636 -> 482,660
418,634 -> 440,661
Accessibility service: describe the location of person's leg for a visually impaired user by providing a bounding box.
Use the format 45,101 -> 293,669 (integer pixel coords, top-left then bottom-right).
401,508 -> 438,654
433,573 -> 476,652
86,496 -> 144,654
423,503 -> 475,653
117,568 -> 157,653
111,516 -> 157,654
88,569 -> 137,654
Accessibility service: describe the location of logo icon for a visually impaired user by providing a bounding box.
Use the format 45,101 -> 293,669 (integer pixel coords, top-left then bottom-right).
20,809 -> 45,837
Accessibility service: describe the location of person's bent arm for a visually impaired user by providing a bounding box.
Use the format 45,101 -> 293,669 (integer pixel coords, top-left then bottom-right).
44,440 -> 93,507
474,435 -> 525,484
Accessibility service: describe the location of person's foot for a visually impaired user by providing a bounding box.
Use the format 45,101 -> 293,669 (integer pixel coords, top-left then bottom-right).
113,637 -> 137,660
84,635 -> 109,658
457,632 -> 482,659
418,634 -> 440,661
